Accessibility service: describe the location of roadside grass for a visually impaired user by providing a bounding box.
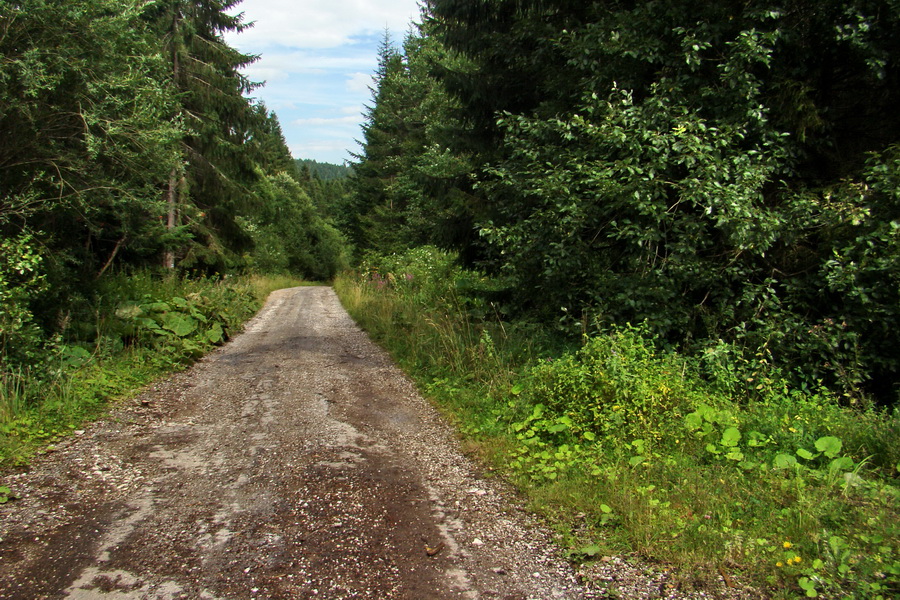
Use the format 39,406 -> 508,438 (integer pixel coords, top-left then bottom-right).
0,271 -> 304,469
334,247 -> 900,600
246,273 -> 319,303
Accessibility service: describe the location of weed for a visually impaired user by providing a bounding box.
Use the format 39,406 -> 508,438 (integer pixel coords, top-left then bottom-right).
335,249 -> 900,599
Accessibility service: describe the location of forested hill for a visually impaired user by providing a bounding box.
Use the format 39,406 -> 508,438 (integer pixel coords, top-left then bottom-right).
295,159 -> 352,181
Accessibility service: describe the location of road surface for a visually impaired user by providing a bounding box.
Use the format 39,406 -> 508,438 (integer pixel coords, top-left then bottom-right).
0,286 -> 588,600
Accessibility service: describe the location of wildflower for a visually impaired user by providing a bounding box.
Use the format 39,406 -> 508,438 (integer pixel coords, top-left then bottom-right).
783,541 -> 793,549
776,561 -> 784,568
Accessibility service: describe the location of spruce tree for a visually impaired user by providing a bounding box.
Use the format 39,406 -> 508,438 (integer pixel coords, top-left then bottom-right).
148,0 -> 264,270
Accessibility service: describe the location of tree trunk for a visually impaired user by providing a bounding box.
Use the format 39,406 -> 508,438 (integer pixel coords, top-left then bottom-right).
164,6 -> 181,270
164,168 -> 177,269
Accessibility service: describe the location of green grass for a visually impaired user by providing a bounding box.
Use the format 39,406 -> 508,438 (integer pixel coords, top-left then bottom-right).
334,249 -> 900,600
0,272 -> 305,469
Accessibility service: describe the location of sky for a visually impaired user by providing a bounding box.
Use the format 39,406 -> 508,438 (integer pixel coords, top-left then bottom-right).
223,0 -> 424,166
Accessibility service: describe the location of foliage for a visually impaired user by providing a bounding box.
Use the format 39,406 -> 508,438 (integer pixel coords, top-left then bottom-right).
505,325 -> 899,598
294,159 -> 352,181
336,248 -> 900,598
346,0 -> 900,402
145,0 -> 267,270
0,0 -> 348,397
0,0 -> 182,277
243,172 -> 348,280
348,27 -> 475,257
0,233 -> 48,363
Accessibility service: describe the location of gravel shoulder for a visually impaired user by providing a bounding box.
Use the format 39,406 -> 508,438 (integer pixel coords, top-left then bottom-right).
0,286 -> 590,599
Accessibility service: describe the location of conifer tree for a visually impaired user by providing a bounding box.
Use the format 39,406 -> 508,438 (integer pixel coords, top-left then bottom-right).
148,0 -> 264,270
349,30 -> 406,251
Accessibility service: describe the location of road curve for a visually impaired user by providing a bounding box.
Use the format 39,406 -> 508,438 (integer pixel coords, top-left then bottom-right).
0,286 -> 588,600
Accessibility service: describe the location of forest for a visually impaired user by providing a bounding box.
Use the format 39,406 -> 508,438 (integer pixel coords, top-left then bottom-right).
351,0 -> 900,405
0,0 -> 349,363
1,0 -> 898,597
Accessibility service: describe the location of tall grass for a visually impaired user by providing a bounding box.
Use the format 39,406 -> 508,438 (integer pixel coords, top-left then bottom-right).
334,248 -> 900,600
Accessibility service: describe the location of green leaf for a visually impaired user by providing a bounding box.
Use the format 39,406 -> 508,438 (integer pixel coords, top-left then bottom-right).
814,436 -> 842,458
115,304 -> 143,319
721,427 -> 741,447
205,322 -> 224,344
829,456 -> 854,472
160,313 -> 196,337
798,576 -> 818,597
583,431 -> 596,441
600,503 -> 613,514
773,453 -> 798,469
796,448 -> 816,460
144,302 -> 171,313
684,411 -> 702,431
136,317 -> 163,332
629,455 -> 646,466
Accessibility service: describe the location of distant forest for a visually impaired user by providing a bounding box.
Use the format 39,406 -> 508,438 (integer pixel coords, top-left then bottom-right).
295,159 -> 352,181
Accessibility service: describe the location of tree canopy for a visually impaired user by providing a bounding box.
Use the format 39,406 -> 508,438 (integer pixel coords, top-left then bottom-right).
349,0 -> 900,402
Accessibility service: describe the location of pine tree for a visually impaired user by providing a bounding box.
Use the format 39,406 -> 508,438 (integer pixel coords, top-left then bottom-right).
0,0 -> 181,274
148,0 -> 264,270
348,30 -> 406,251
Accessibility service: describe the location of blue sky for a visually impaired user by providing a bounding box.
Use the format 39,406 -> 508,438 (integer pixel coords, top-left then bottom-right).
224,0 -> 424,165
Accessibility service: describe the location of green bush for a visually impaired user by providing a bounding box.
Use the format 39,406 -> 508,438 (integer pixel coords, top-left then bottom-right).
337,256 -> 899,598
502,325 -> 898,598
0,232 -> 48,363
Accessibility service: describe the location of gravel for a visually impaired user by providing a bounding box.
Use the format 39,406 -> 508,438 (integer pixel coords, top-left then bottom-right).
0,286 -> 764,600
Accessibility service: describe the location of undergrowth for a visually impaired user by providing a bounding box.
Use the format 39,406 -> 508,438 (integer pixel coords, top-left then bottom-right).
335,247 -> 900,600
0,271 -> 305,468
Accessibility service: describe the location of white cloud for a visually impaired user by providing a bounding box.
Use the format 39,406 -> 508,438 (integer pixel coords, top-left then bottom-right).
346,72 -> 374,93
291,140 -> 359,157
230,0 -> 422,50
224,0 -> 422,163
293,116 -> 360,127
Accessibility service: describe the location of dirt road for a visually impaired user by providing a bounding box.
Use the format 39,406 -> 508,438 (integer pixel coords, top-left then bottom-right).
0,286 -> 588,599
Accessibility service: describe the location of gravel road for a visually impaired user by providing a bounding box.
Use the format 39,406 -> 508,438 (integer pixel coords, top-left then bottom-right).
0,286 -> 592,600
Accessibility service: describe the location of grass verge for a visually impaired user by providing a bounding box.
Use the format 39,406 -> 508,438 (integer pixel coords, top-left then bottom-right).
334,247 -> 899,600
0,271 -> 305,470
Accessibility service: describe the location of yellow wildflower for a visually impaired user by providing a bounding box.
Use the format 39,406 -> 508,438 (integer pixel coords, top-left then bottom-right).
783,541 -> 793,549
